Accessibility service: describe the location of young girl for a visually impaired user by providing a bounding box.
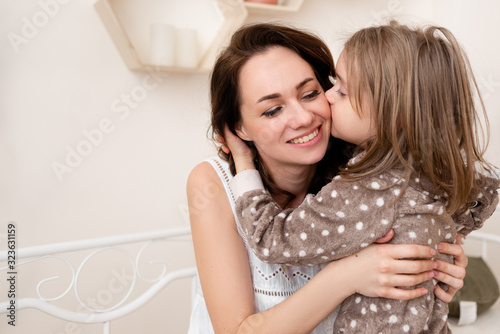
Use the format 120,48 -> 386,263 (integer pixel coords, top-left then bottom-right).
225,21 -> 499,333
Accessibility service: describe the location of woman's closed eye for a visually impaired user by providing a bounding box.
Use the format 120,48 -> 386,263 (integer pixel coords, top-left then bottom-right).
262,106 -> 283,117
261,89 -> 321,117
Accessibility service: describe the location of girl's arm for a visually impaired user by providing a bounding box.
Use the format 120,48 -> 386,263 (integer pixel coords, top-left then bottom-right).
187,162 -> 435,333
231,170 -> 400,266
222,126 -> 400,265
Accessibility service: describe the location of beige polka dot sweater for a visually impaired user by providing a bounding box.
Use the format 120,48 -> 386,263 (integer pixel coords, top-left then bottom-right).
229,163 -> 499,333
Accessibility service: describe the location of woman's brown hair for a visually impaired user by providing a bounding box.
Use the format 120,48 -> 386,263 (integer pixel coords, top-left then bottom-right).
210,23 -> 351,204
340,20 -> 493,215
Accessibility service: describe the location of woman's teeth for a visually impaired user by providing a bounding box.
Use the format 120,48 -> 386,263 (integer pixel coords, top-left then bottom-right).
289,129 -> 319,144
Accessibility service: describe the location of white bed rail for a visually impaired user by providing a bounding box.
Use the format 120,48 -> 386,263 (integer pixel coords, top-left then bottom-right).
0,226 -> 197,334
466,231 -> 500,262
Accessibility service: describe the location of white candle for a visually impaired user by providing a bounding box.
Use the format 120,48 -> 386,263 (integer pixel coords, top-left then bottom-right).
150,24 -> 175,67
175,28 -> 199,68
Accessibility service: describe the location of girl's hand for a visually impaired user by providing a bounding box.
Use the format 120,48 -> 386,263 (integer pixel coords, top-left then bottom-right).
374,229 -> 394,243
221,124 -> 255,173
433,234 -> 467,302
336,243 -> 436,300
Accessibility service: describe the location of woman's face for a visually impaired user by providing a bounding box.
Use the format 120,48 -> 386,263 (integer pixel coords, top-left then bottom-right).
325,51 -> 376,146
236,46 -> 331,170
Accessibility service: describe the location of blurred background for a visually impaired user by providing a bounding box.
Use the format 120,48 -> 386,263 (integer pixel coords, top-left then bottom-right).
1,0 -> 499,333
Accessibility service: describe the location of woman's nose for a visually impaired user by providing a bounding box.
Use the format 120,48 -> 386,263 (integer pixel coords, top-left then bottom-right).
287,103 -> 314,129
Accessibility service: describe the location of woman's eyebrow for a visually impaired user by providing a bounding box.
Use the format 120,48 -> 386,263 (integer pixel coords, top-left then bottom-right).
256,77 -> 315,104
295,77 -> 314,90
257,93 -> 280,104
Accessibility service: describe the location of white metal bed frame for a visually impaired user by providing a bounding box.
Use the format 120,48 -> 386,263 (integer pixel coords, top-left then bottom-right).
1,228 -> 499,333
0,226 -> 196,334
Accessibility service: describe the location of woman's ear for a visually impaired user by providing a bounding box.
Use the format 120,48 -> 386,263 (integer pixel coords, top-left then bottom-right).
234,122 -> 251,141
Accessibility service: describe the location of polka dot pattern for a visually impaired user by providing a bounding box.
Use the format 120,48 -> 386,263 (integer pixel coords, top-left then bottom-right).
233,165 -> 493,334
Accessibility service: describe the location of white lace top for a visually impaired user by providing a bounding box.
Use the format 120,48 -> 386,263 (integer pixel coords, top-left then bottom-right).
187,157 -> 337,334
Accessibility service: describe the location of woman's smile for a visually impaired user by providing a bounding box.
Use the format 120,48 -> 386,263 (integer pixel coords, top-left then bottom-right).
287,126 -> 321,145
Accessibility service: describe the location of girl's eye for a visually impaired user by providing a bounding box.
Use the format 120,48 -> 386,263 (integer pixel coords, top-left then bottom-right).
302,90 -> 321,100
262,106 -> 282,117
336,88 -> 347,97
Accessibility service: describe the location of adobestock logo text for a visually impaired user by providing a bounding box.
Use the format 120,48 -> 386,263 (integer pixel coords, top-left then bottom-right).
7,0 -> 72,54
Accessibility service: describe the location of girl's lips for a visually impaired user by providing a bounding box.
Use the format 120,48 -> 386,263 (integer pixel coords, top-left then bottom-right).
287,126 -> 321,144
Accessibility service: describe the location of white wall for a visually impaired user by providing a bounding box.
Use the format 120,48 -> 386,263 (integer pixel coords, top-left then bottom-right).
0,0 -> 499,333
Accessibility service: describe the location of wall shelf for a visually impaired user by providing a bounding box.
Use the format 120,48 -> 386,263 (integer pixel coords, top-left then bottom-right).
94,0 -> 307,74
244,0 -> 305,13
94,0 -> 248,73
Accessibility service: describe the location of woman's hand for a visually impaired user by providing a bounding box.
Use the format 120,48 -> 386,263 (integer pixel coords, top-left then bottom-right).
335,243 -> 436,300
433,234 -> 467,302
371,230 -> 467,302
220,124 -> 255,173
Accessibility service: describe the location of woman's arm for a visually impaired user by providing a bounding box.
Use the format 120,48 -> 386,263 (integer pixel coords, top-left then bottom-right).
188,162 -> 254,333
187,162 -> 435,333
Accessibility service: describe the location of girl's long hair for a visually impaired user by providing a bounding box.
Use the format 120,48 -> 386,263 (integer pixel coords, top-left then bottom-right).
341,20 -> 492,215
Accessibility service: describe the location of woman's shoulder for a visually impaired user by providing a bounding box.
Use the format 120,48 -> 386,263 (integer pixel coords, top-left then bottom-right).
187,156 -> 232,191
187,159 -> 240,234
187,161 -> 219,190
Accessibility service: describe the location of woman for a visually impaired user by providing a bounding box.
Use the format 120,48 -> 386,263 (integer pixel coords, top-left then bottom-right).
187,23 -> 467,334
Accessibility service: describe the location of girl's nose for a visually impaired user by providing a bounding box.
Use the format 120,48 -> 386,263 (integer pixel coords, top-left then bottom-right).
325,87 -> 335,104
